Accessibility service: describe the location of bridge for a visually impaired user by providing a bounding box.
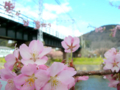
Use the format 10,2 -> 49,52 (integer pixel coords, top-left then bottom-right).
0,3 -> 81,59
0,4 -> 64,48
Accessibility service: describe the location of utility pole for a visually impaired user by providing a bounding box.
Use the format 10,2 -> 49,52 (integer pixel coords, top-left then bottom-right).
38,0 -> 43,42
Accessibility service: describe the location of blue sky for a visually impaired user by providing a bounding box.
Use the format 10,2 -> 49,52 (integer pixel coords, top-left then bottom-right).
0,0 -> 120,37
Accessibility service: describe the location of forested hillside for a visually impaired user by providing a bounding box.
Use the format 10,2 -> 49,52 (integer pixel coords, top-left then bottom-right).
81,24 -> 120,50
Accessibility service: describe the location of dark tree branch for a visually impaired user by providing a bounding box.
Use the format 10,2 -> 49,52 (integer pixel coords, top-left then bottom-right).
74,70 -> 120,76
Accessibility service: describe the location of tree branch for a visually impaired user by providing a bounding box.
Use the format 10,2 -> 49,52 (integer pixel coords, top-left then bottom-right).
74,69 -> 120,76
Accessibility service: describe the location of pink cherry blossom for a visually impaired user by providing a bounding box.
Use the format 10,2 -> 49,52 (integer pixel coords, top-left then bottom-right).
118,6 -> 120,9
16,11 -> 20,16
103,54 -> 120,72
23,20 -> 29,26
14,64 -> 49,90
0,82 -> 2,90
0,68 -> 17,90
95,27 -> 105,32
116,25 -> 120,30
104,48 -> 117,58
68,76 -> 89,89
48,23 -> 51,27
105,75 -> 119,88
76,76 -> 89,82
61,36 -> 80,53
4,49 -> 20,70
41,62 -> 76,90
4,1 -> 15,13
20,40 -> 52,65
111,28 -> 117,37
34,20 -> 40,29
38,65 -> 48,70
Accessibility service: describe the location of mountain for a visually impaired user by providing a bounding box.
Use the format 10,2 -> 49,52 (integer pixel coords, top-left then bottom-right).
80,24 -> 120,50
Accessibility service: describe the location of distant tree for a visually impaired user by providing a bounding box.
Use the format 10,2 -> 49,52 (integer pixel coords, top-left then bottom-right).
0,39 -> 8,46
85,40 -> 91,48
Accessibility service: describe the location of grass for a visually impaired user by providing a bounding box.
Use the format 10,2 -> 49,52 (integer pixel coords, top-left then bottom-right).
0,57 -> 6,63
49,57 -> 104,65
73,57 -> 103,65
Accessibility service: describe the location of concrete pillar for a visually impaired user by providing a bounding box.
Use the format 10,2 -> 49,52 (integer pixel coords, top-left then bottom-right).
61,48 -> 67,60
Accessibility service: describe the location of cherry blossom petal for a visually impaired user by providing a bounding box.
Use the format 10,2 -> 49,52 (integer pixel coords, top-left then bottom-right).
21,59 -> 35,65
42,82 -> 51,90
21,64 -> 37,75
35,70 -> 49,90
13,49 -> 19,58
4,54 -> 16,70
14,74 -> 28,89
20,82 -> 34,90
38,65 -> 48,70
38,47 -> 52,58
29,40 -> 43,54
72,44 -> 80,52
0,69 -> 16,81
104,48 -> 116,58
73,37 -> 80,46
57,70 -> 76,84
112,67 -> 119,72
20,44 -> 32,60
64,36 -> 71,46
108,80 -> 119,87
117,63 -> 120,67
77,76 -> 89,81
61,41 -> 68,49
56,82 -> 68,90
115,54 -> 120,62
35,59 -> 47,65
104,63 -> 113,69
5,54 -> 15,62
67,77 -> 75,89
48,62 -> 65,77
5,81 -> 17,90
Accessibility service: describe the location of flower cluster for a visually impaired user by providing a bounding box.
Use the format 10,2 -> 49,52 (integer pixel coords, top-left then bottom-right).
110,25 -> 120,37
23,20 -> 29,26
61,36 -> 80,53
103,48 -> 120,89
95,27 -> 106,32
3,1 -> 51,30
103,48 -> 120,72
104,74 -> 120,88
4,1 -> 15,13
109,1 -> 120,10
0,36 -> 87,90
34,20 -> 40,30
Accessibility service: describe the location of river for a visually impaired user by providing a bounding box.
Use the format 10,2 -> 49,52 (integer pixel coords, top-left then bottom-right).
75,76 -> 116,90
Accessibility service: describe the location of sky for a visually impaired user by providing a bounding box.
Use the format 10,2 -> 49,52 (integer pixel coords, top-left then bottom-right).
0,0 -> 120,38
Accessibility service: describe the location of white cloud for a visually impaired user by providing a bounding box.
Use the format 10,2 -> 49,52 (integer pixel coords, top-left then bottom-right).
42,11 -> 57,20
76,20 -> 94,34
47,22 -> 82,37
43,2 -> 72,14
74,30 -> 83,36
41,2 -> 72,21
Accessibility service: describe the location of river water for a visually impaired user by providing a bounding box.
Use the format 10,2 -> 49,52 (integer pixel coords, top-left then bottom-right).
75,76 -> 116,90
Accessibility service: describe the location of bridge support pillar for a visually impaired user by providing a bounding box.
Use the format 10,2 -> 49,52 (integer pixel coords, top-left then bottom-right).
61,48 -> 67,60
